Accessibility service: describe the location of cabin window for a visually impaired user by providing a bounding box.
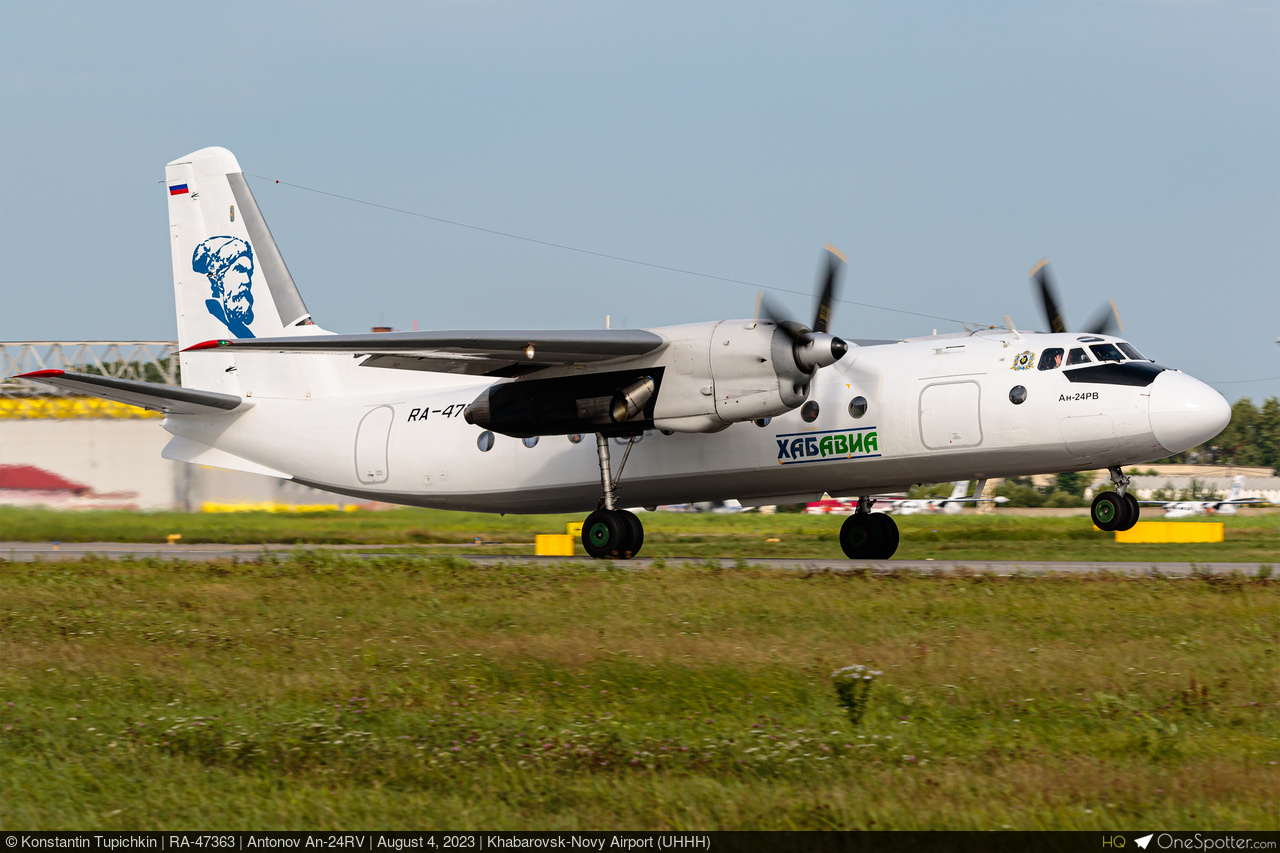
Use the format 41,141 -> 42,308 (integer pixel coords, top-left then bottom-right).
477,431 -> 495,452
801,401 -> 820,423
1009,385 -> 1027,405
1065,347 -> 1091,366
1089,343 -> 1125,363
1116,342 -> 1147,361
848,396 -> 868,418
754,417 -> 772,427
567,433 -> 583,444
522,436 -> 539,448
1038,348 -> 1064,370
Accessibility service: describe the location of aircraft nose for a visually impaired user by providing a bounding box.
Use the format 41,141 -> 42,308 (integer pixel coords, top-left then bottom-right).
1147,370 -> 1231,455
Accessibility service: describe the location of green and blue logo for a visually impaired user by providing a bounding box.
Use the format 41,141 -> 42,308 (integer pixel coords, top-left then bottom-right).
776,427 -> 880,465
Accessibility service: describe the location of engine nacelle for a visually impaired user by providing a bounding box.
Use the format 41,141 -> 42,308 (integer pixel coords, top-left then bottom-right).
650,320 -> 850,432
463,320 -> 852,438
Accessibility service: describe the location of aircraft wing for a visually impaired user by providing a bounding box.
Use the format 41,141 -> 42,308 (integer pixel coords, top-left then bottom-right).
184,330 -> 668,377
14,370 -> 243,414
937,496 -> 1008,504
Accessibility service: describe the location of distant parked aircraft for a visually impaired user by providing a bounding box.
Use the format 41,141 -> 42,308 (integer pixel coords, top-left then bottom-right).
1145,475 -> 1260,518
806,481 -> 1007,515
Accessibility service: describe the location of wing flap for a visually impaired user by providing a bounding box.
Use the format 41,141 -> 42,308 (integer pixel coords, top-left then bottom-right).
162,435 -> 290,478
184,329 -> 667,376
356,354 -> 546,377
14,370 -> 243,415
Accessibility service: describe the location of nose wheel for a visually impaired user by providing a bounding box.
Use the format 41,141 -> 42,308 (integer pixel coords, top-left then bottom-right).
1091,467 -> 1140,532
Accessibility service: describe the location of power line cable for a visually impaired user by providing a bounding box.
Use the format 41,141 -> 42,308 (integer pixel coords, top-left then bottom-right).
247,173 -> 993,328
1205,376 -> 1280,386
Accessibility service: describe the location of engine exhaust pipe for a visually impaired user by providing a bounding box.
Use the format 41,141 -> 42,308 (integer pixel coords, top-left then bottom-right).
610,376 -> 656,423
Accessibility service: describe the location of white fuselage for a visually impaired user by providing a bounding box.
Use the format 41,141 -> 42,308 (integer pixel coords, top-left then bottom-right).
162,328 -> 1225,514
887,500 -> 960,516
1163,502 -> 1237,518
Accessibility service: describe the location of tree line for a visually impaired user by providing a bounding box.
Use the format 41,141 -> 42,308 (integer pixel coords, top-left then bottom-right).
1159,396 -> 1280,470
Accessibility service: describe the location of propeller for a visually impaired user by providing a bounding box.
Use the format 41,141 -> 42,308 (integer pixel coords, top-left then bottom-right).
1081,299 -> 1123,337
760,244 -> 849,371
1029,259 -> 1123,336
812,243 -> 842,333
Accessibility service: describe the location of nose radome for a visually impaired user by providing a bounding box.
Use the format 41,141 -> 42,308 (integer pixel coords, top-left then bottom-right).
1148,370 -> 1231,455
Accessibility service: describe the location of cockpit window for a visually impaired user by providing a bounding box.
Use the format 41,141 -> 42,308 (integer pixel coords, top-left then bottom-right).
1090,343 -> 1125,363
1038,348 -> 1064,370
1065,347 -> 1091,366
1116,341 -> 1147,361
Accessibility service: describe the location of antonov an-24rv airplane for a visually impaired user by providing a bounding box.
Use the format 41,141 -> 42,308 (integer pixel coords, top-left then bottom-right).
17,147 -> 1233,559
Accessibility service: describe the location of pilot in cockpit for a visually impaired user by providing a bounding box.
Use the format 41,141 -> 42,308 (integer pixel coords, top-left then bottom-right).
1038,348 -> 1064,370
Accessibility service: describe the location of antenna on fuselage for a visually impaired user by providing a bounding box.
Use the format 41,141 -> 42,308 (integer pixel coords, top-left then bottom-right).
1001,315 -> 1024,340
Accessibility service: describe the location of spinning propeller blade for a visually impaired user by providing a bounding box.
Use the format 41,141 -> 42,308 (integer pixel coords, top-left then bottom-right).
812,243 -> 845,334
761,245 -> 847,342
1030,259 -> 1123,337
1030,259 -> 1067,334
1082,299 -> 1123,336
759,245 -> 849,372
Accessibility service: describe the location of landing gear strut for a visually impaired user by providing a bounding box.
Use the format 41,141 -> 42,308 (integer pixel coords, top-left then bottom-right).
581,434 -> 644,559
839,497 -> 899,560
1091,466 -> 1140,532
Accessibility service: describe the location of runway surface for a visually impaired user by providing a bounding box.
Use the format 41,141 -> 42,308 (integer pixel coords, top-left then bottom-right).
0,541 -> 1268,576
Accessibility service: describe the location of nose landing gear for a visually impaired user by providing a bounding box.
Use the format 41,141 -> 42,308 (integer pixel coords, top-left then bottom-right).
839,497 -> 899,560
580,433 -> 644,559
1090,467 -> 1140,532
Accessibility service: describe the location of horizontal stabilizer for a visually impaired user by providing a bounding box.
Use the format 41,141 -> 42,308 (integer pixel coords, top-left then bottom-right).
14,370 -> 243,414
184,329 -> 668,377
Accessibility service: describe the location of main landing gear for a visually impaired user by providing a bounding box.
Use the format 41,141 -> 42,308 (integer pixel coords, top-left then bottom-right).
581,433 -> 644,559
839,497 -> 899,560
1090,466 -> 1140,532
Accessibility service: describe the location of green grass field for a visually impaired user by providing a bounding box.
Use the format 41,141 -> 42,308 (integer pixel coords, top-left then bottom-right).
1,553 -> 1276,829
2,506 -> 1278,562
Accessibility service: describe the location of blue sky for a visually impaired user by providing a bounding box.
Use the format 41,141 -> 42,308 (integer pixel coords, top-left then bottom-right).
2,1 -> 1276,401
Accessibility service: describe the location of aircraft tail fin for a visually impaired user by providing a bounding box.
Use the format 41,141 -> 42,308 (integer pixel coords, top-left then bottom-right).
166,147 -> 326,390
1228,475 -> 1243,502
942,481 -> 968,514
1217,474 -> 1246,514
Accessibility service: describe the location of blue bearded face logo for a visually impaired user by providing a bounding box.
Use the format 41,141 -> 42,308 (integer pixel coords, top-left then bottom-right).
192,236 -> 256,338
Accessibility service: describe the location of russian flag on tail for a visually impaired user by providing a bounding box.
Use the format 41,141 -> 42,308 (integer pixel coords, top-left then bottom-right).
169,183 -> 189,196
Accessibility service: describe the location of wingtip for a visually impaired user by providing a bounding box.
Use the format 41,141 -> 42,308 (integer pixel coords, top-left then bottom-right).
15,369 -> 66,379
182,339 -> 231,352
